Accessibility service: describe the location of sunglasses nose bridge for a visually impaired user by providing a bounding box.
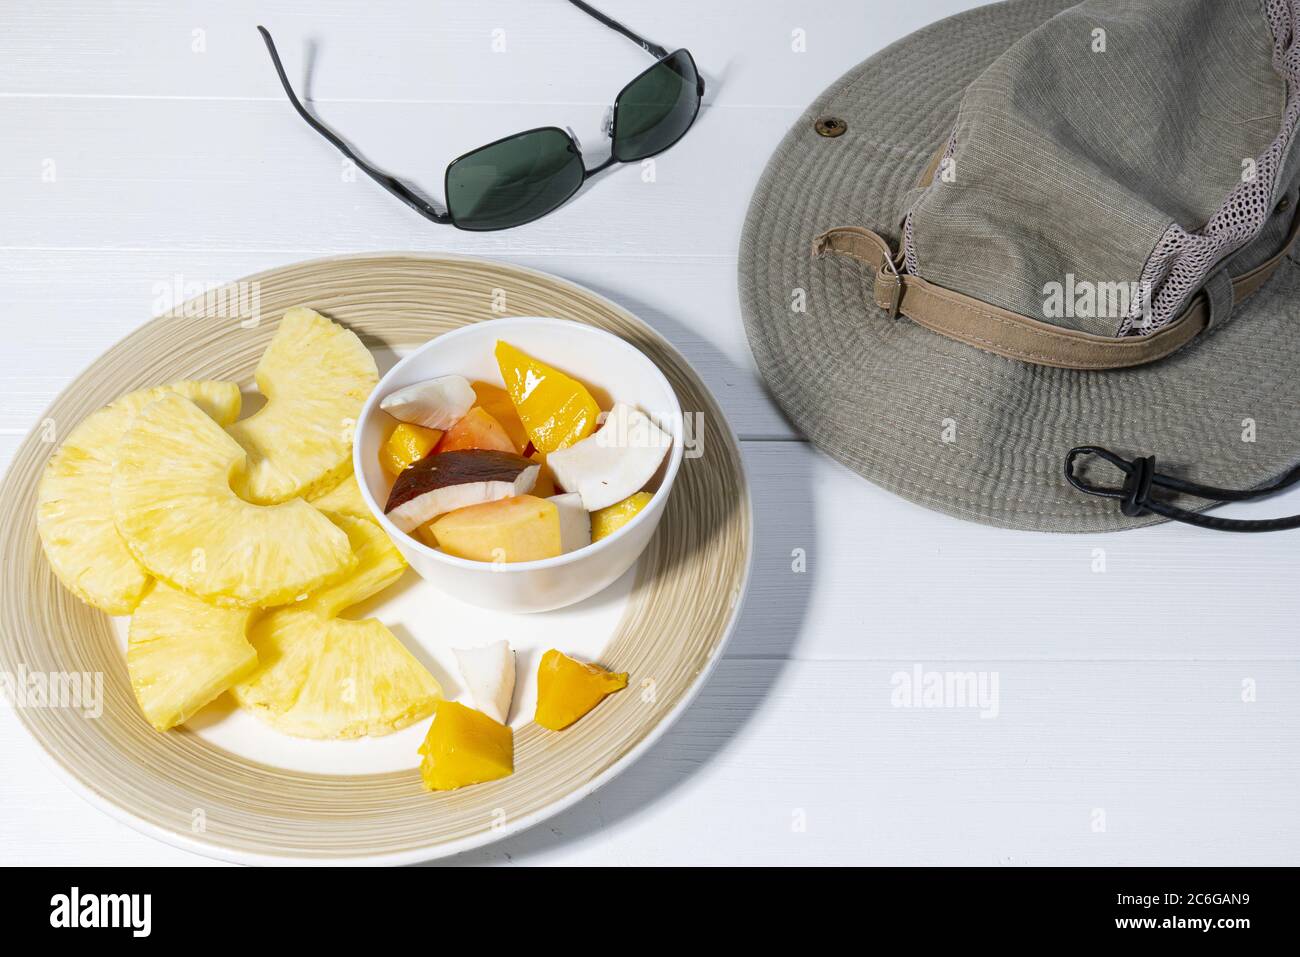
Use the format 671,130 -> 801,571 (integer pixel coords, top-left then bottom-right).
601,105 -> 615,138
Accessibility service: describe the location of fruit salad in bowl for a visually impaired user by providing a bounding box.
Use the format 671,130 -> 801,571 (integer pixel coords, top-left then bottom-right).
355,316 -> 684,614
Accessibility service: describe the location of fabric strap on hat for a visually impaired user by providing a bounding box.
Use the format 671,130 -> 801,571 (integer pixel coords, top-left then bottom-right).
811,214 -> 1300,370
1065,446 -> 1300,532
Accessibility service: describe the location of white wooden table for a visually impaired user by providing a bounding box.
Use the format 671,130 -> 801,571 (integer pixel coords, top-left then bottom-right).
3,0 -> 1298,867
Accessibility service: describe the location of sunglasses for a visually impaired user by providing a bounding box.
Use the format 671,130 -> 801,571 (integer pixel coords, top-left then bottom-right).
257,1 -> 703,231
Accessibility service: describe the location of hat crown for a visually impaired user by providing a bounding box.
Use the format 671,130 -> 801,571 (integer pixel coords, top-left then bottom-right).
903,0 -> 1300,338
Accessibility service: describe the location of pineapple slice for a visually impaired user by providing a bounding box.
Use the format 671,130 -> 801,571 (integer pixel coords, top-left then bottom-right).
37,380 -> 241,614
111,393 -> 355,608
306,472 -> 374,523
229,608 -> 322,721
305,514 -> 408,615
127,580 -> 256,731
232,514 -> 437,738
240,614 -> 438,739
226,307 -> 378,504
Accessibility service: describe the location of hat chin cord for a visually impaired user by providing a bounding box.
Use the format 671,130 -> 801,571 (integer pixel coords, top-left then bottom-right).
1065,446 -> 1300,532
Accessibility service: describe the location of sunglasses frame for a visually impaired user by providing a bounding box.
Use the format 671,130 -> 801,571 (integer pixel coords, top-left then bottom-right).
442,50 -> 703,231
257,2 -> 703,232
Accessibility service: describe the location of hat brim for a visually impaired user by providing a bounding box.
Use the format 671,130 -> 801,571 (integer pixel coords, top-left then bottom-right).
740,0 -> 1300,532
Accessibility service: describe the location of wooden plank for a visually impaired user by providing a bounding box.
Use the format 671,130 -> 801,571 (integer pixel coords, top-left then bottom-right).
5,658 -> 1296,865
0,96 -> 795,259
0,0 -> 978,106
445,657 -> 1300,865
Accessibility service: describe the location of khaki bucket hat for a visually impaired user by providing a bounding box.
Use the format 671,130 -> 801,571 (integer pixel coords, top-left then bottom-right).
740,0 -> 1300,532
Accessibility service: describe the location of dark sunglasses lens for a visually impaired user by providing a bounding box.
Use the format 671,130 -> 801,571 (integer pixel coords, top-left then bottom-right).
446,128 -> 584,230
612,50 -> 700,161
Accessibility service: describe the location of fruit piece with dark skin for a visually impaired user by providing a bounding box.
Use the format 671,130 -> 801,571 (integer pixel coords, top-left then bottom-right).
383,449 -> 539,533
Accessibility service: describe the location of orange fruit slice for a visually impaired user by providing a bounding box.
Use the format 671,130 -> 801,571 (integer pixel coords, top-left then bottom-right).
494,341 -> 600,454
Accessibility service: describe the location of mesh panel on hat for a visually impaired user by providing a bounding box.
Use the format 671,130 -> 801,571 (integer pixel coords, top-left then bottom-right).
1118,0 -> 1300,336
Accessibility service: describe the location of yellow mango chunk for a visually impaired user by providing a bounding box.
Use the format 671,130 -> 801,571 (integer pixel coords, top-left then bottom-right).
534,649 -> 628,731
382,422 -> 442,476
591,491 -> 653,541
495,341 -> 600,454
419,700 -> 514,791
431,494 -> 561,563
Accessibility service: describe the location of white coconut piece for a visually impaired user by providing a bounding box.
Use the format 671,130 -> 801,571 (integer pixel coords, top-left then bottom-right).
380,375 -> 475,430
547,402 -> 671,511
453,640 -> 515,725
549,492 -> 592,553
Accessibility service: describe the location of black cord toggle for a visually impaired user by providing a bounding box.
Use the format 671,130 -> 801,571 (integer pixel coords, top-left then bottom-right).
1062,446 -> 1139,502
1064,445 -> 1300,532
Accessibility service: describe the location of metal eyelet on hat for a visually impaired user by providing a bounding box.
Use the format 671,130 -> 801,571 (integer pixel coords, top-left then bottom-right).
814,116 -> 847,137
1277,196 -> 1293,213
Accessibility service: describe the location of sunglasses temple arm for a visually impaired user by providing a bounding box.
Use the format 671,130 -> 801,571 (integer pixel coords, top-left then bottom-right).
565,0 -> 669,59
255,26 -> 452,225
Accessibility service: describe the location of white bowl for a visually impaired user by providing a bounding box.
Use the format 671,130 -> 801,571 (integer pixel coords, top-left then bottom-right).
355,316 -> 684,613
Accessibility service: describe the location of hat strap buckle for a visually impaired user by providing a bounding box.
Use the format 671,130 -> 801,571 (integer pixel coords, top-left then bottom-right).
1065,446 -> 1300,532
810,225 -> 905,317
873,250 -> 904,319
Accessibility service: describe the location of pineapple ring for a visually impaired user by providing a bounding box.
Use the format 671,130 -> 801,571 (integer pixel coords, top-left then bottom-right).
233,515 -> 441,739
111,393 -> 356,608
127,580 -> 256,732
226,307 -> 378,504
37,380 -> 242,615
